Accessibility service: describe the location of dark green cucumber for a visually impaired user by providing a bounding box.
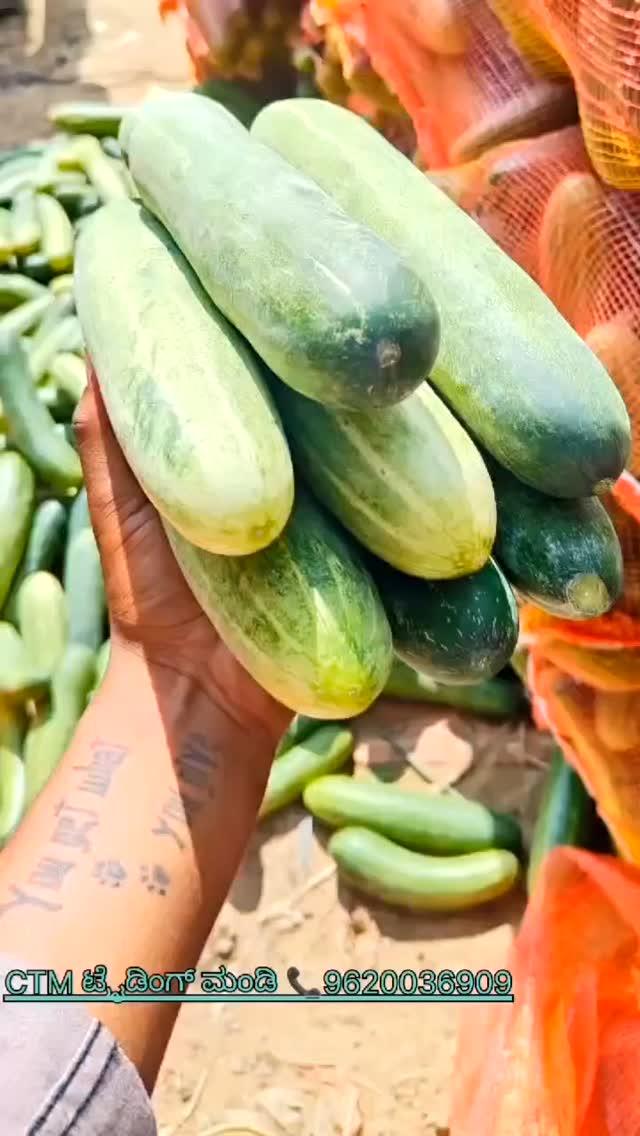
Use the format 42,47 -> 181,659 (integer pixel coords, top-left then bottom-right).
164,488 -> 393,718
328,827 -> 520,912
372,557 -> 519,685
0,331 -> 83,492
48,101 -> 133,137
24,643 -> 96,807
260,725 -> 354,817
488,454 -> 623,619
195,80 -> 263,127
304,775 -> 522,854
0,451 -> 35,609
19,253 -> 53,284
274,713 -> 321,758
63,526 -> 106,652
119,92 -> 440,410
383,657 -> 526,719
3,497 -> 67,621
253,100 -> 630,496
527,748 -> 595,894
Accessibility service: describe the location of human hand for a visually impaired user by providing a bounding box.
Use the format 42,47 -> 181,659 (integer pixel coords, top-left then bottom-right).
73,363 -> 291,744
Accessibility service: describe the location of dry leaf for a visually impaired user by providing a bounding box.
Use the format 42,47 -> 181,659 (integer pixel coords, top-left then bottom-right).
407,718 -> 473,791
306,1086 -> 362,1136
256,1087 -> 307,1135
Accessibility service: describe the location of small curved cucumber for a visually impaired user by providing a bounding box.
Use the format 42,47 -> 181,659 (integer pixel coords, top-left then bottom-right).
0,622 -> 47,699
0,291 -> 55,337
0,274 -> 47,310
328,827 -> 520,912
59,135 -> 129,201
10,189 -> 41,256
0,331 -> 83,492
489,454 -> 623,620
46,352 -> 86,404
304,775 -> 522,855
29,314 -> 80,382
63,526 -> 106,652
16,571 -> 68,678
373,557 -> 519,685
274,713 -> 321,758
36,193 -> 74,272
24,643 -> 96,807
259,725 -> 354,818
0,748 -> 26,848
66,486 -> 91,545
527,748 -> 595,894
0,451 -> 36,610
48,102 -> 132,137
3,498 -> 68,622
383,657 -> 526,719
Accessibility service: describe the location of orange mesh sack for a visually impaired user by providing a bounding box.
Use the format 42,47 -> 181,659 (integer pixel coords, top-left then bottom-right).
309,0 -> 577,167
451,848 -> 640,1136
487,0 -> 640,189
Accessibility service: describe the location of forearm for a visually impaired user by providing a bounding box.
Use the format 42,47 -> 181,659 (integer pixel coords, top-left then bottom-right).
0,643 -> 277,1086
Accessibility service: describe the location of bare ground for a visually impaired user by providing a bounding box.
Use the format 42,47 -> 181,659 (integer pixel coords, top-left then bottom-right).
1,6 -> 554,1130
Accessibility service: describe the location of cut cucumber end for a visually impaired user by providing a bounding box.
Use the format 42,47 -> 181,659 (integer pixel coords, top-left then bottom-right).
566,573 -> 613,617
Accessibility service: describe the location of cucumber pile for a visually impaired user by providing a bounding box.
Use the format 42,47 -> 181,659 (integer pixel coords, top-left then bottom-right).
0,93 -> 622,908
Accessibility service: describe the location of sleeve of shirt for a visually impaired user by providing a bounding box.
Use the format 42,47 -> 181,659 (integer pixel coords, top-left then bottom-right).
0,954 -> 157,1135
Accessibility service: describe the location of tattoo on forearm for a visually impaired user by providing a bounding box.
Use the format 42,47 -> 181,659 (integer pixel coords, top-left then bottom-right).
51,800 -> 99,853
0,885 -> 63,917
72,742 -> 127,798
29,856 -> 75,890
93,859 -> 127,888
140,863 -> 171,896
152,732 -> 220,849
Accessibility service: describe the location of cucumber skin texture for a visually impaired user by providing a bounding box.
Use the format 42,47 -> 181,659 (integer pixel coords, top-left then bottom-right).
164,490 -> 393,718
384,657 -> 526,719
328,827 -> 519,912
0,452 -> 35,610
16,571 -> 68,678
120,93 -> 440,411
24,644 -> 96,807
274,714 -> 320,758
0,332 -> 83,492
527,749 -> 594,894
63,527 -> 106,653
488,455 -> 623,620
75,198 -> 294,555
253,100 -> 630,497
304,775 -> 522,854
260,726 -> 354,817
271,378 -> 496,580
0,748 -> 25,848
373,557 -> 519,686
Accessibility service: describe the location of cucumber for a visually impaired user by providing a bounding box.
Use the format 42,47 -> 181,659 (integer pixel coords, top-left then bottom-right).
53,183 -> 101,220
488,455 -> 623,619
372,557 -> 519,685
527,748 -> 595,894
75,199 -> 294,555
59,135 -> 129,201
383,657 -> 526,719
36,379 -> 75,423
0,622 -> 47,699
19,254 -> 53,284
0,208 -> 13,263
119,93 -> 440,410
63,526 -> 106,652
29,290 -> 74,351
93,637 -> 111,690
10,189 -> 40,256
0,697 -> 26,754
195,80 -> 263,127
260,725 -> 354,817
164,489 -> 393,718
328,827 -> 519,912
24,643 -> 96,807
66,486 -> 91,545
305,775 -> 522,854
49,273 -> 74,296
252,100 -> 630,496
274,713 -> 320,758
0,331 -> 83,492
46,352 -> 86,404
3,497 -> 67,621
0,749 -> 26,848
0,274 -> 47,310
48,101 -> 132,137
16,571 -> 68,678
0,170 -> 35,206
0,451 -> 35,609
0,291 -> 55,337
35,194 -> 74,273
271,378 -> 496,579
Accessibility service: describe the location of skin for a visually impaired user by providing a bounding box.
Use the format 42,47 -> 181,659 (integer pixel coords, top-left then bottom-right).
0,366 -> 291,1090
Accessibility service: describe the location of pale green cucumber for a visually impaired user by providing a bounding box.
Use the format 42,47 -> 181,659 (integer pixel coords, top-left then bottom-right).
253,100 -> 630,498
260,725 -> 354,817
59,135 -> 129,200
164,489 -> 393,718
3,497 -> 68,622
36,194 -> 74,272
274,713 -> 320,758
24,643 -> 96,807
75,198 -> 294,554
46,352 -> 86,403
271,378 -> 496,579
0,291 -> 55,337
0,749 -> 26,847
63,526 -> 106,652
0,622 -> 47,699
10,189 -> 41,256
0,274 -> 46,310
0,451 -> 35,609
0,208 -> 13,263
16,571 -> 68,678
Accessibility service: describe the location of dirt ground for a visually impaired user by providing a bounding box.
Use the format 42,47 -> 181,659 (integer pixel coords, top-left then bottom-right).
2,4 -> 555,1131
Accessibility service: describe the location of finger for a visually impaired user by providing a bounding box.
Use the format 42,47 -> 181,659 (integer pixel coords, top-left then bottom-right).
73,360 -> 144,525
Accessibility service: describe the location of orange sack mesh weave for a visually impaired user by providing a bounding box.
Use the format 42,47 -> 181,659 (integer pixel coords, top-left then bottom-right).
310,0 -> 578,166
487,0 -> 640,189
